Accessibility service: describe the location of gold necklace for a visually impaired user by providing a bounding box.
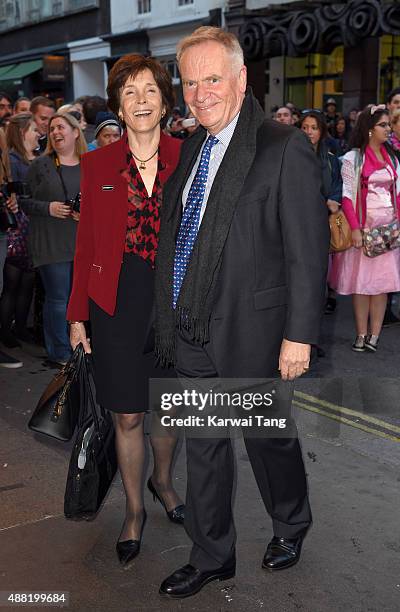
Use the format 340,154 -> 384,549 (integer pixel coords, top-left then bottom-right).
131,148 -> 158,170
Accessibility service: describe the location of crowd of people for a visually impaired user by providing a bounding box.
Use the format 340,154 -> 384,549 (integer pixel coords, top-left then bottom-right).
2,25 -> 400,600
0,92 -> 133,368
272,91 -> 400,351
2,84 -> 400,368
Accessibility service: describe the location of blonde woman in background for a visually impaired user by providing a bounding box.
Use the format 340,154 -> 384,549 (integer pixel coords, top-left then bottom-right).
22,112 -> 87,367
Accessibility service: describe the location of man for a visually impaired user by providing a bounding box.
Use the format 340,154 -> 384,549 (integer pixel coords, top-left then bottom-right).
386,87 -> 400,117
30,96 -> 55,153
13,96 -> 31,114
87,111 -> 122,151
274,105 -> 294,125
324,97 -> 340,136
82,95 -> 107,144
0,92 -> 13,128
155,27 -> 329,599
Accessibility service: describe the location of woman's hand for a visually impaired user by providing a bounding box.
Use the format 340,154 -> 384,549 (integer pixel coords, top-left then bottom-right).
69,322 -> 91,353
71,211 -> 80,222
326,199 -> 340,214
49,201 -> 71,219
352,228 -> 363,248
6,193 -> 18,213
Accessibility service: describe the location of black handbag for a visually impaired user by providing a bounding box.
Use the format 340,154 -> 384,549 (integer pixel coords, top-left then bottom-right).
28,344 -> 84,441
64,355 -> 118,521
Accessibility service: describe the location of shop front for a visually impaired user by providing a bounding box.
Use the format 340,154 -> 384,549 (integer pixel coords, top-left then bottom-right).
226,0 -> 400,114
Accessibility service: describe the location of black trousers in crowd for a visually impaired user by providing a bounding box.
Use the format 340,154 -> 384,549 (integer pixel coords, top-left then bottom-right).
175,328 -> 312,571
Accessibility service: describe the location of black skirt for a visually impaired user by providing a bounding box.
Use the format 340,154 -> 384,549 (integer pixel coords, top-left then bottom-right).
90,253 -> 170,413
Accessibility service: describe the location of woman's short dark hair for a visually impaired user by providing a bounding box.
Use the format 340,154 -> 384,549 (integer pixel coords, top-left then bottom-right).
299,111 -> 328,151
107,54 -> 175,129
349,105 -> 389,152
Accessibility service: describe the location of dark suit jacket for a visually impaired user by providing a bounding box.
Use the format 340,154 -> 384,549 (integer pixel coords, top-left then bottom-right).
67,132 -> 182,320
167,118 -> 330,377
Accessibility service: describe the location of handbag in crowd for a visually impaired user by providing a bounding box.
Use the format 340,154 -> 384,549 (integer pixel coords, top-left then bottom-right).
28,344 -> 84,442
357,153 -> 400,258
362,219 -> 400,258
7,210 -> 29,258
0,201 -> 17,232
329,210 -> 353,252
64,355 -> 117,521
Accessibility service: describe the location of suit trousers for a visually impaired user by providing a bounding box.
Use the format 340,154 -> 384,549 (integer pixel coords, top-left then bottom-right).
175,328 -> 312,571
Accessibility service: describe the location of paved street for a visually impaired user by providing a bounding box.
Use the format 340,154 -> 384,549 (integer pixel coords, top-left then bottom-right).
1,296 -> 400,612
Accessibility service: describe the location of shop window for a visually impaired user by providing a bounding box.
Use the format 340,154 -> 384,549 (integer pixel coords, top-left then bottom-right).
284,47 -> 344,111
380,35 -> 400,102
178,0 -> 194,6
138,0 -> 151,13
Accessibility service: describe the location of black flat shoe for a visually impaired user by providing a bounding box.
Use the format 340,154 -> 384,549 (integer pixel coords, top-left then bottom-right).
159,562 -> 235,599
116,511 -> 147,568
262,536 -> 303,571
0,329 -> 21,349
147,477 -> 185,524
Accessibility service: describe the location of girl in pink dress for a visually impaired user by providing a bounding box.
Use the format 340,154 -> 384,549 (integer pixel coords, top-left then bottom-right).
329,105 -> 400,352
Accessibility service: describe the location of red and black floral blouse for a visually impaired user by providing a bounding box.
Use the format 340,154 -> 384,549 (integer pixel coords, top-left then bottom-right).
121,140 -> 164,268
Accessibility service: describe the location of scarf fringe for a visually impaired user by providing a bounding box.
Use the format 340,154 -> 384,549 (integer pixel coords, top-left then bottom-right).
175,306 -> 210,345
154,333 -> 176,368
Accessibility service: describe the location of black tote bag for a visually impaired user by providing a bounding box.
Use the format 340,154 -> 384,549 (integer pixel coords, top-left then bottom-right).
64,355 -> 118,521
28,344 -> 84,441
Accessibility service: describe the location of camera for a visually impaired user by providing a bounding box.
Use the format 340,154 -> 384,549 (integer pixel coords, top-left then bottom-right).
1,181 -> 31,198
0,187 -> 17,231
66,192 -> 81,214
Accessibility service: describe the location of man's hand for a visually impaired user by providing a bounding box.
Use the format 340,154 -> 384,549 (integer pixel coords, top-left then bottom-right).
69,322 -> 91,353
278,339 -> 311,381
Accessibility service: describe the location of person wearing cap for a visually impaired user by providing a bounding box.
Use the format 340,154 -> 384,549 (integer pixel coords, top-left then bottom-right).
86,112 -> 122,151
324,98 -> 340,136
97,112 -> 122,148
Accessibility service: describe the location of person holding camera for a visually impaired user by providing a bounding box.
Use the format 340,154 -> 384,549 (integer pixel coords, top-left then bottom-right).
22,112 -> 87,367
0,128 -> 23,367
0,113 -> 39,348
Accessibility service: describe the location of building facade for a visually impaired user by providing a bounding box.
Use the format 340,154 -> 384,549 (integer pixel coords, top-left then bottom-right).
226,0 -> 400,114
108,0 -> 225,106
1,0 -> 400,115
0,0 -> 111,102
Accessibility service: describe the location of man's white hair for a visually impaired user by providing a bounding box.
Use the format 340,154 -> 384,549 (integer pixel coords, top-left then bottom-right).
177,26 -> 244,74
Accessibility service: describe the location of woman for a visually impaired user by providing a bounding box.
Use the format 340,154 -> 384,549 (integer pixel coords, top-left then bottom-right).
333,117 -> 350,156
22,113 -> 86,367
0,113 -> 39,347
0,129 -> 22,368
67,54 -> 184,566
300,111 -> 342,314
329,105 -> 400,352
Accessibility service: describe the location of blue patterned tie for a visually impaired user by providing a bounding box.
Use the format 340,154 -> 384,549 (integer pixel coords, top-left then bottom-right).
173,135 -> 218,308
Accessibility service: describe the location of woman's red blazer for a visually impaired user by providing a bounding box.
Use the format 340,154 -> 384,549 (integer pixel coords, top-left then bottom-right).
66,132 -> 182,320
